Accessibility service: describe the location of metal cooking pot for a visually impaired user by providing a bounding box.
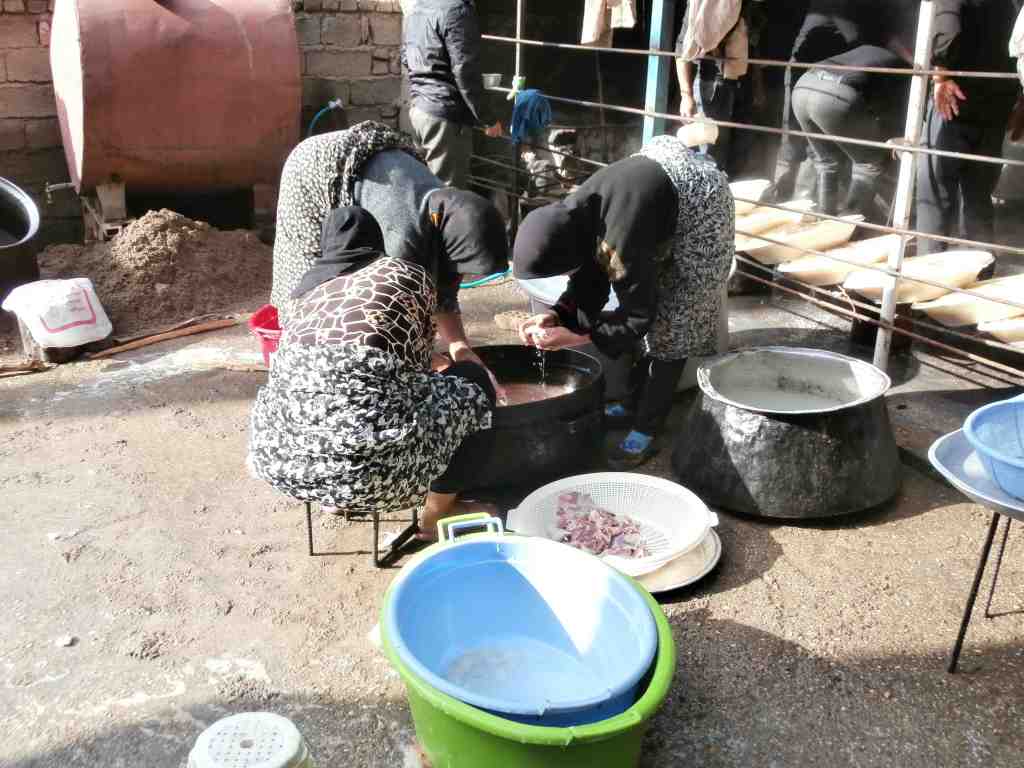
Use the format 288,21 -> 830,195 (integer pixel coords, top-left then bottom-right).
467,345 -> 605,490
0,177 -> 41,300
672,347 -> 902,519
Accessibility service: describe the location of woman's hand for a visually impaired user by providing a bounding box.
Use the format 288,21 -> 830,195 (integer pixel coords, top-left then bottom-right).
517,312 -> 560,345
450,342 -> 505,401
431,352 -> 452,372
933,77 -> 966,121
526,326 -> 590,351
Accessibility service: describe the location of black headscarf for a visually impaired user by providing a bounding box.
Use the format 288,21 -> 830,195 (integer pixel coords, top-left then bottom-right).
512,200 -> 596,279
291,206 -> 387,299
429,188 -> 509,277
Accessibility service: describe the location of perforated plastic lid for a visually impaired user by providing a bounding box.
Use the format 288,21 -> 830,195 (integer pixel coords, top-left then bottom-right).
188,712 -> 312,768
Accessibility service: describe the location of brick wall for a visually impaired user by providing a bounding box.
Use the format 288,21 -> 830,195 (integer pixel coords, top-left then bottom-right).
0,2 -> 408,249
295,0 -> 407,136
0,3 -> 82,247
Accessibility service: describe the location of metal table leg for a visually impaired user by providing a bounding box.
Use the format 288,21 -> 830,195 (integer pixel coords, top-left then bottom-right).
984,518 -> 1012,619
948,512 -> 1002,673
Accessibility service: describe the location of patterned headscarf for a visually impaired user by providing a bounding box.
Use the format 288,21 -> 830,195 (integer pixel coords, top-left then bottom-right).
331,121 -> 423,208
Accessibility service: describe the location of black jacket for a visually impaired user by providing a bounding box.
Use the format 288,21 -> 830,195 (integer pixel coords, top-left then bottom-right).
931,0 -> 1019,122
402,0 -> 489,126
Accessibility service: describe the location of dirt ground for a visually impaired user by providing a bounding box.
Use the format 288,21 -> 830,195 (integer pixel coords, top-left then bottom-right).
37,210 -> 273,336
2,278 -> 1024,768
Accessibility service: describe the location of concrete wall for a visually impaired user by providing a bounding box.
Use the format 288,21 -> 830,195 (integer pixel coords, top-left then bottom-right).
0,2 -> 82,247
296,0 -> 406,135
0,2 -> 406,248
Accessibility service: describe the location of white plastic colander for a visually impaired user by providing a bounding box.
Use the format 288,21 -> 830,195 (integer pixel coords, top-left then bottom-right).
506,472 -> 718,578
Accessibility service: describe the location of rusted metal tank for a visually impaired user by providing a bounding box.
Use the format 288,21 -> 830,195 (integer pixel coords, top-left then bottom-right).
50,0 -> 301,193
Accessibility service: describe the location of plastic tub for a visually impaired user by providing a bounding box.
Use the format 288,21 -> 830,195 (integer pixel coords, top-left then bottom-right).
380,519 -> 676,768
248,304 -> 281,367
382,517 -> 658,728
964,395 -> 1024,500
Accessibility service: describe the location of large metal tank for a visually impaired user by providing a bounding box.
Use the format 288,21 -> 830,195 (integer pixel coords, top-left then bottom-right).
50,0 -> 301,193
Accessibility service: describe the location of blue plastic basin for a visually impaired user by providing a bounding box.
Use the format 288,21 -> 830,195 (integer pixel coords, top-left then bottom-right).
964,395 -> 1024,500
382,536 -> 659,727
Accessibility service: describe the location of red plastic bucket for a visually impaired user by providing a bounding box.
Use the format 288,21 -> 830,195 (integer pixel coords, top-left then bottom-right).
249,304 -> 281,367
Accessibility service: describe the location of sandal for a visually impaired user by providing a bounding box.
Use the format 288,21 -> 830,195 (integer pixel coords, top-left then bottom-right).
607,430 -> 659,470
604,402 -> 634,430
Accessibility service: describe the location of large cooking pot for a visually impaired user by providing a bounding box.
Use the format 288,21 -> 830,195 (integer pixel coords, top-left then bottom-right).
0,177 -> 41,300
468,345 -> 605,490
672,347 -> 902,519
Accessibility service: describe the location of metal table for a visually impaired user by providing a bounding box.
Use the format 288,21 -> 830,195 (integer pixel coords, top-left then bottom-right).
929,430 -> 1023,673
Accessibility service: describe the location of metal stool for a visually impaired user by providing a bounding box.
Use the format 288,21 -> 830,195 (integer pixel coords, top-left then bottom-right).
929,430 -> 1023,673
304,502 -> 420,568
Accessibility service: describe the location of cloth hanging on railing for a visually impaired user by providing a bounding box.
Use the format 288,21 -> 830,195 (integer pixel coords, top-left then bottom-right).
581,0 -> 638,48
676,0 -> 741,63
1011,5 -> 1024,85
511,89 -> 553,143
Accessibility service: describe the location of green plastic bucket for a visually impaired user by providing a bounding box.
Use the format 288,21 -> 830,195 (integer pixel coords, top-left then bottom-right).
379,517 -> 677,768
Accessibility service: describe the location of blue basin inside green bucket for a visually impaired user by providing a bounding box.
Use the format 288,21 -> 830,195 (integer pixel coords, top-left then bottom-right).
380,517 -> 677,767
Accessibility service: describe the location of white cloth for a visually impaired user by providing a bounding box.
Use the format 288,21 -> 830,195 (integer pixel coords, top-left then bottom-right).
581,0 -> 638,48
1011,6 -> 1024,85
677,0 -> 742,62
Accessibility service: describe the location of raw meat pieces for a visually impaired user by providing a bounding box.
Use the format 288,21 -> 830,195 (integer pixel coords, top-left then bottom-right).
555,492 -> 649,558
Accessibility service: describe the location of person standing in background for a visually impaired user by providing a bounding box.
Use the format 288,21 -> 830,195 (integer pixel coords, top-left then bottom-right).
768,0 -> 907,202
402,0 -> 502,188
791,44 -> 911,221
675,0 -> 768,177
916,0 -> 1020,256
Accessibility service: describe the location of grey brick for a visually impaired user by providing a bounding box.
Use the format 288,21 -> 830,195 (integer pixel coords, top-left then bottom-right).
0,84 -> 56,118
349,76 -> 400,106
306,50 -> 372,77
322,14 -> 363,47
0,15 -> 37,47
25,117 -> 60,148
369,13 -> 401,46
0,119 -> 25,151
301,77 -> 350,108
6,48 -> 50,82
295,14 -> 321,46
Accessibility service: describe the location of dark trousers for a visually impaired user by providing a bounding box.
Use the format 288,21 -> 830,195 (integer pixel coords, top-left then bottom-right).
631,357 -> 689,435
430,361 -> 497,494
695,63 -> 754,177
916,102 -> 1009,256
779,12 -> 862,169
792,78 -> 889,183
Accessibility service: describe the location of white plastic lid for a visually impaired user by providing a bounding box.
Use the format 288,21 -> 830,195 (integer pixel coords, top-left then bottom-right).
188,712 -> 312,768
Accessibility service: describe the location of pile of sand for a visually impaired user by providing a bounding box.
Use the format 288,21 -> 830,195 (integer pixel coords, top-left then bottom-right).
38,209 -> 273,335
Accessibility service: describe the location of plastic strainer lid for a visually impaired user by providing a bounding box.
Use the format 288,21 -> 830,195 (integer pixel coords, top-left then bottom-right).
188,712 -> 312,768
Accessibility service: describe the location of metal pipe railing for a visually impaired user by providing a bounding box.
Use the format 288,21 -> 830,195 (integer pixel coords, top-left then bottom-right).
733,224 -> 1024,315
735,257 -> 1024,381
486,85 -> 1024,168
480,33 -> 1020,80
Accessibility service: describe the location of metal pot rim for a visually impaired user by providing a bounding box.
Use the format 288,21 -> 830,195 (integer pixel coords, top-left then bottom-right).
697,346 -> 892,416
0,176 -> 41,250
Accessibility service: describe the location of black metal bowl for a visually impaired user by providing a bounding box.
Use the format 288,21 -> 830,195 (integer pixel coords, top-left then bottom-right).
467,345 -> 605,490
